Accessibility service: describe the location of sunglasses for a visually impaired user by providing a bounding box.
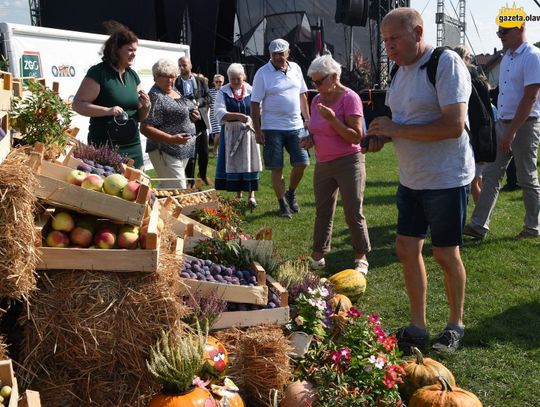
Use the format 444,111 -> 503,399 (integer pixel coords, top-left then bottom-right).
311,74 -> 329,87
496,27 -> 515,37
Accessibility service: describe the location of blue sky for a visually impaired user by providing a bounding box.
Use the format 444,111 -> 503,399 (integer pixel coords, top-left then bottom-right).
0,0 -> 538,56
410,0 -> 540,55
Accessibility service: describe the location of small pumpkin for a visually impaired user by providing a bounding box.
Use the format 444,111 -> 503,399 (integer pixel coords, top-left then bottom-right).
409,376 -> 483,407
214,391 -> 244,407
328,269 -> 366,301
327,293 -> 353,312
149,387 -> 216,407
201,336 -> 228,381
399,347 -> 456,403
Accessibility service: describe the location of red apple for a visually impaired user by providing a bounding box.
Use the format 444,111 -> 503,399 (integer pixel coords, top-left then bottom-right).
46,230 -> 70,247
66,169 -> 88,186
117,225 -> 139,249
94,228 -> 116,249
122,180 -> 141,201
70,226 -> 93,247
51,212 -> 75,232
81,174 -> 104,191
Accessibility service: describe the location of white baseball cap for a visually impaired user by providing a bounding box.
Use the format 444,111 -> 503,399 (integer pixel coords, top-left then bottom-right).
269,39 -> 289,53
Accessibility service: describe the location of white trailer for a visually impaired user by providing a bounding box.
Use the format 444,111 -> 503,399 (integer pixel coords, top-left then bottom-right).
0,22 -> 190,166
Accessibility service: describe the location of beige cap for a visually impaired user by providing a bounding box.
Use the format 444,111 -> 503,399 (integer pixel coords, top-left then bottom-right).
268,38 -> 289,53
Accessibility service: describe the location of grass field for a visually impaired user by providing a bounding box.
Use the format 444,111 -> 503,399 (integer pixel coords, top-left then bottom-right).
169,146 -> 540,406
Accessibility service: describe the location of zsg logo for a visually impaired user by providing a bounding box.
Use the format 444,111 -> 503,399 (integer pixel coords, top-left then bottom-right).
51,65 -> 76,77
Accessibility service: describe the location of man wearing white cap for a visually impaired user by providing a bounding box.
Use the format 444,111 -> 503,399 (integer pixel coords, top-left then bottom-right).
251,38 -> 311,218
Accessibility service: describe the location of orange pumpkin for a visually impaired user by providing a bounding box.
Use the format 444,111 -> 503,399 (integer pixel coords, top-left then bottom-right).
409,376 -> 483,407
399,347 -> 456,403
214,391 -> 244,407
327,294 -> 353,312
149,387 -> 216,407
201,336 -> 228,381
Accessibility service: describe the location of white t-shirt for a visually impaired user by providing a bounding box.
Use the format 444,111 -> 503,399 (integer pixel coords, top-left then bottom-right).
386,47 -> 475,190
251,60 -> 308,130
498,41 -> 540,120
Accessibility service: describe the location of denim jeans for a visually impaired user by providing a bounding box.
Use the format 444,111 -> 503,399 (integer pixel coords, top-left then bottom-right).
470,119 -> 540,236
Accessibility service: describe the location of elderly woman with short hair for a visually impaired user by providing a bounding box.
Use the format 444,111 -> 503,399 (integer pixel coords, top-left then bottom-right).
214,63 -> 261,207
301,54 -> 371,274
141,58 -> 200,188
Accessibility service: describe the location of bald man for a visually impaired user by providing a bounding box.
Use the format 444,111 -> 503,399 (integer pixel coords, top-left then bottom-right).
363,7 -> 474,353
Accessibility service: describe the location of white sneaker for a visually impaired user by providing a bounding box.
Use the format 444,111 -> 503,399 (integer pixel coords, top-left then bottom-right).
354,259 -> 369,275
309,257 -> 326,270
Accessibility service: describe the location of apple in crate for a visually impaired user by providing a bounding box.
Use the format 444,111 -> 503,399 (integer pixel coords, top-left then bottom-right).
70,226 -> 93,247
66,169 -> 87,186
46,230 -> 70,247
51,211 -> 75,232
94,227 -> 117,249
117,225 -> 139,249
103,173 -> 128,197
122,180 -> 141,201
81,174 -> 104,191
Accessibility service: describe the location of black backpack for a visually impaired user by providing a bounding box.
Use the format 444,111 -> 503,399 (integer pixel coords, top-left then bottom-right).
390,47 -> 497,162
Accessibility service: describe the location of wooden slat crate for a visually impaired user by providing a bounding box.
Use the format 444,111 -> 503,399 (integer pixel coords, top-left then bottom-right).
183,236 -> 273,255
160,196 -> 216,239
35,202 -> 161,272
0,359 -> 19,407
180,256 -> 268,306
29,151 -> 150,226
18,390 -> 41,407
212,277 -> 290,329
158,190 -> 218,216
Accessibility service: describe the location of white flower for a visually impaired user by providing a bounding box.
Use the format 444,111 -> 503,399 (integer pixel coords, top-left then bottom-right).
319,286 -> 329,298
368,355 -> 385,369
308,298 -> 318,307
294,316 -> 305,326
307,287 -> 317,295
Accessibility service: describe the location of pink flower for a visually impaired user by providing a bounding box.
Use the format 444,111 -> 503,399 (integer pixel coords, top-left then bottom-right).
368,313 -> 380,323
347,307 -> 363,318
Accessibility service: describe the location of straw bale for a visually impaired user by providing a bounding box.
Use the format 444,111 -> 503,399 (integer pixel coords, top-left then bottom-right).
218,326 -> 293,407
18,220 -> 189,406
0,148 -> 38,299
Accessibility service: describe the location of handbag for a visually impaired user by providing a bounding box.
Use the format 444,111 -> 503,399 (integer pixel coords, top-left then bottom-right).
105,115 -> 138,146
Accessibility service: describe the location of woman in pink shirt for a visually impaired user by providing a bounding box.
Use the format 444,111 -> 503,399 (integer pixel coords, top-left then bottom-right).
301,54 -> 371,275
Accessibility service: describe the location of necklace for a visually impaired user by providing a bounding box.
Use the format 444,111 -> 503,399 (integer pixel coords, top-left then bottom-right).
232,84 -> 245,101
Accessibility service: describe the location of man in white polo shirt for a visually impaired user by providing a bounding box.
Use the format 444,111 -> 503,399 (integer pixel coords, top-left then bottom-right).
251,39 -> 311,218
464,23 -> 540,240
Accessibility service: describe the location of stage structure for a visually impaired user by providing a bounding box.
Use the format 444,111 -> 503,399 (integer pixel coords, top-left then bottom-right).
436,0 -> 466,48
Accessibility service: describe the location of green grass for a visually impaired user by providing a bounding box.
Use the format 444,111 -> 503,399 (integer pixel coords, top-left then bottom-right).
167,148 -> 540,406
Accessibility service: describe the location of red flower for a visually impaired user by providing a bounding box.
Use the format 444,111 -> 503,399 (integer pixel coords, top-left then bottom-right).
384,336 -> 398,351
347,307 -> 363,318
368,313 -> 380,323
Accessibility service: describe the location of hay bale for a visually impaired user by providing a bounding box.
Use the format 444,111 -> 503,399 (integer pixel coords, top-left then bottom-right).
0,148 -> 38,299
217,326 -> 293,407
18,224 -> 190,406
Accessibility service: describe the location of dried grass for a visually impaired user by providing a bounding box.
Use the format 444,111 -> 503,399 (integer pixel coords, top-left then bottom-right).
217,326 -> 293,407
0,148 -> 38,299
18,221 -> 190,406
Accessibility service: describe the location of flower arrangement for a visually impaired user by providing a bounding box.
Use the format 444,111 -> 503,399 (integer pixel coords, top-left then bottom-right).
287,282 -> 332,338
295,307 -> 405,406
11,80 -> 72,151
190,197 -> 248,234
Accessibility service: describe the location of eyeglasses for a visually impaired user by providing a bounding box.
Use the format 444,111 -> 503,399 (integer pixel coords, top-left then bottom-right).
311,74 -> 329,87
496,27 -> 515,37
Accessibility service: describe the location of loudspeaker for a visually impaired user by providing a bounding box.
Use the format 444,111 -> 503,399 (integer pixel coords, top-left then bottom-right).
335,0 -> 369,27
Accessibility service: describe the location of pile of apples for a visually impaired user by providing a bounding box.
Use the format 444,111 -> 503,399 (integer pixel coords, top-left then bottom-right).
44,210 -> 162,250
66,170 -> 141,202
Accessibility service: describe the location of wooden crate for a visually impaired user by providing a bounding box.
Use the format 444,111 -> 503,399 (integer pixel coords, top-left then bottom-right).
160,196 -> 216,239
29,151 -> 150,226
35,202 -> 160,272
18,390 -> 41,407
180,257 -> 268,306
211,271 -> 289,329
0,359 -> 19,407
159,190 -> 219,216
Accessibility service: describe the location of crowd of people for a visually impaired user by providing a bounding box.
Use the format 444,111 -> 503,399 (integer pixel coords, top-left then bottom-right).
72,10 -> 540,355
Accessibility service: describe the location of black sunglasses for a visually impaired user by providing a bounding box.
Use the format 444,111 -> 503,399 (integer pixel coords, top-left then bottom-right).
496,27 -> 515,36
311,74 -> 329,87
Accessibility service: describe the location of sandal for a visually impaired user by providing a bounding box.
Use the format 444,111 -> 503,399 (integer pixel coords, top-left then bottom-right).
308,256 -> 326,270
354,259 -> 369,275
